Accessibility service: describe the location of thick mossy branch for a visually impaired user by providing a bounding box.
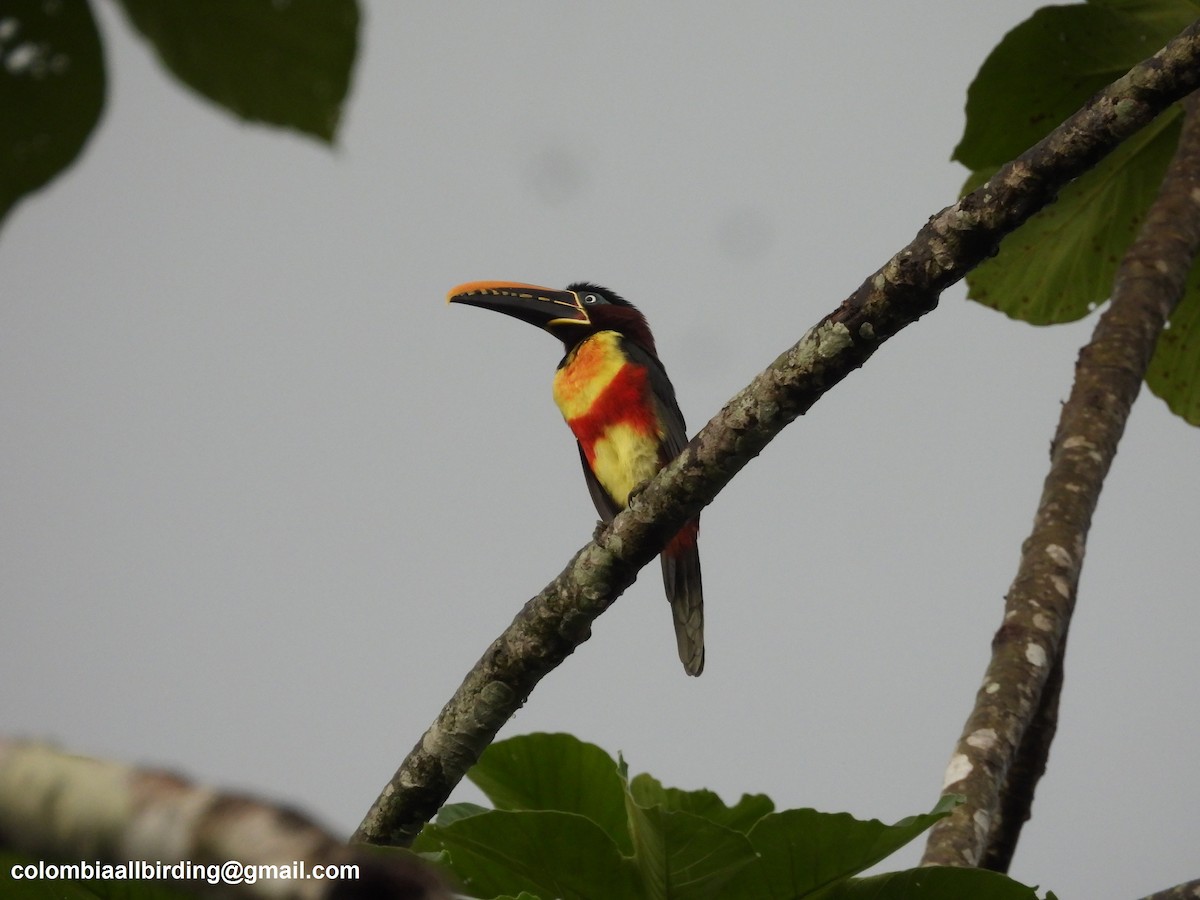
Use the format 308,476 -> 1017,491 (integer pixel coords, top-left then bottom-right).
353,20 -> 1200,848
922,88 -> 1200,870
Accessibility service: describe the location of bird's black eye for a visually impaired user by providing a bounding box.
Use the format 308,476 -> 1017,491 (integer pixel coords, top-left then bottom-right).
582,293 -> 600,304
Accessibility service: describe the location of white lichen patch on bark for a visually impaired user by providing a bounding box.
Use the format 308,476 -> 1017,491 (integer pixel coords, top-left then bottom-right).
985,681 -> 1000,694
942,753 -> 973,789
1025,642 -> 1047,667
126,784 -> 219,862
1050,574 -> 1071,597
1032,613 -> 1054,631
966,728 -> 998,750
815,321 -> 853,359
1045,544 -> 1072,568
972,808 -> 992,851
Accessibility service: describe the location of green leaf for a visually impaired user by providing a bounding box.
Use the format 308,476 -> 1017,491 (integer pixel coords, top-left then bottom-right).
0,0 -> 105,229
621,766 -> 758,900
627,773 -> 774,834
966,111 -> 1181,324
1146,262 -> 1200,423
1089,0 -> 1200,33
954,0 -> 1200,426
624,802 -> 757,900
413,809 -> 641,900
825,866 -> 1048,900
436,802 -> 491,826
954,2 -> 1191,170
722,797 -> 960,900
956,0 -> 1199,324
470,732 -> 633,854
114,0 -> 358,142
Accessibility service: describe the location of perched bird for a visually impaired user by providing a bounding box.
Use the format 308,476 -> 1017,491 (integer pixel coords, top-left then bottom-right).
447,281 -> 704,676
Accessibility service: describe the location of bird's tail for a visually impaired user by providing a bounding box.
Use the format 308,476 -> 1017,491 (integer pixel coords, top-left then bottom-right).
661,520 -> 704,676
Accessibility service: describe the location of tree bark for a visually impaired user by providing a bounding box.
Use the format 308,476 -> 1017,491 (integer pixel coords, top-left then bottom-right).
0,739 -> 451,899
922,89 -> 1200,870
354,20 -> 1200,848
1138,879 -> 1200,900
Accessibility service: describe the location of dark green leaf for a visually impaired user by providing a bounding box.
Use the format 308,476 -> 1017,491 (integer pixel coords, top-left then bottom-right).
825,866 -> 1047,900
1146,262 -> 1200,423
114,0 -> 358,142
966,111 -> 1180,324
954,0 -> 1200,426
436,802 -> 491,826
628,806 -> 757,900
722,797 -> 960,900
470,732 -> 632,854
628,773 -> 774,834
954,3 -> 1189,170
413,809 -> 641,900
0,0 -> 105,228
1089,0 -> 1200,33
622,771 -> 758,899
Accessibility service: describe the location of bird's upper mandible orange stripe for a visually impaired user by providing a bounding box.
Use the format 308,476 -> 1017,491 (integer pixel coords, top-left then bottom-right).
445,280 -> 559,302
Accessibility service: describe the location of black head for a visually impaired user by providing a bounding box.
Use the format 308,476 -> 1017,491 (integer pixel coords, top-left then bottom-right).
448,280 -> 658,356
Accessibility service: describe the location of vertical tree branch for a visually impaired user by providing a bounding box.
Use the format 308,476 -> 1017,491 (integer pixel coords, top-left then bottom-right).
978,635 -> 1064,871
354,21 -> 1200,848
922,90 -> 1200,870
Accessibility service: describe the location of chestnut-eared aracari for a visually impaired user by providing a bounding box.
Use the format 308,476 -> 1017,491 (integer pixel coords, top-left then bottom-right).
447,281 -> 705,676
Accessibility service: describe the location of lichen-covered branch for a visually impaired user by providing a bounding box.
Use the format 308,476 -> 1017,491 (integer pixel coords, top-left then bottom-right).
353,19 -> 1200,848
0,739 -> 451,899
921,89 -> 1200,870
1138,878 -> 1200,900
978,636 -> 1064,872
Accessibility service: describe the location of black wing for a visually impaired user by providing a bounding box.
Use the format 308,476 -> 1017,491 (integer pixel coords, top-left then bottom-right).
618,336 -> 689,466
577,441 -> 621,523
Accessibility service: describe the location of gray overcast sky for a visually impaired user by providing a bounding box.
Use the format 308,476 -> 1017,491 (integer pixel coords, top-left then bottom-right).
3,3 -> 1198,897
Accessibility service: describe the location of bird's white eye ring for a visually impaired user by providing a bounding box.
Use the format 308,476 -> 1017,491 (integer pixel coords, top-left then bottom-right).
583,293 -> 600,304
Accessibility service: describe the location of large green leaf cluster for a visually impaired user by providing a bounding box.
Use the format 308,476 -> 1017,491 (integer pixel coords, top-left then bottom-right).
411,733 -> 1050,900
0,0 -> 357,228
957,0 -> 1200,422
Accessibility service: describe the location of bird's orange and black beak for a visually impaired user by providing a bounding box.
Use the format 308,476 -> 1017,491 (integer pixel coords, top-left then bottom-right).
446,281 -> 591,332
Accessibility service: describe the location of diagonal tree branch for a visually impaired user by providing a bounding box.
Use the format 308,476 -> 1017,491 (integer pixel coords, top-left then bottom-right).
1137,879 -> 1200,900
922,89 -> 1200,870
353,19 -> 1200,848
0,739 -> 452,899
